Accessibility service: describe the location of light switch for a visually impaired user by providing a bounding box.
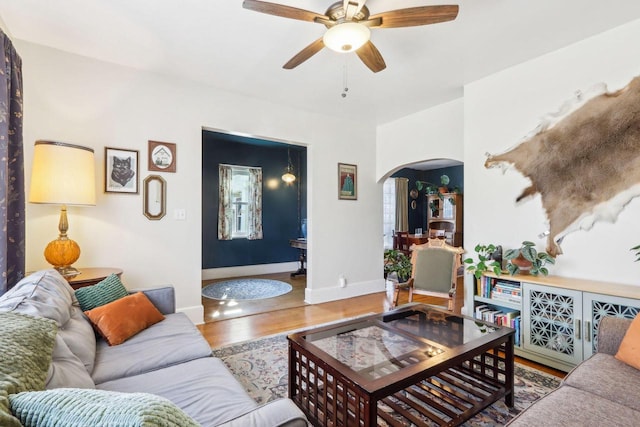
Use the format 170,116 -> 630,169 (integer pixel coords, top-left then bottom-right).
174,209 -> 186,220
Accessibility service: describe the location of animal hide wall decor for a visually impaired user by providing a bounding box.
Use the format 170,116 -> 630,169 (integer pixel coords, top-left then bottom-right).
485,76 -> 640,257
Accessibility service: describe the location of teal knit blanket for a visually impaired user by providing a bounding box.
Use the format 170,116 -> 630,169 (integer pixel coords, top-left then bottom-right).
0,312 -> 57,427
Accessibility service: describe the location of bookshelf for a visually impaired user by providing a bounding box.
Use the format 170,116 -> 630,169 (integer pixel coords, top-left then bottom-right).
473,272 -> 640,372
474,275 -> 522,347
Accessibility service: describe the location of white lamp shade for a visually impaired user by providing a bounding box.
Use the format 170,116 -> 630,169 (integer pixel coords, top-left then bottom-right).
29,141 -> 96,206
323,22 -> 371,53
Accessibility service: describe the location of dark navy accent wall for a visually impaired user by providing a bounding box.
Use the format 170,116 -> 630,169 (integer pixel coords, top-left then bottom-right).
202,130 -> 307,269
392,165 -> 463,233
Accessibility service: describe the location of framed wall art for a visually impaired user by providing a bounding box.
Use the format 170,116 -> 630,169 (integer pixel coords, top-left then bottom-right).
338,163 -> 357,200
105,147 -> 139,194
148,140 -> 176,173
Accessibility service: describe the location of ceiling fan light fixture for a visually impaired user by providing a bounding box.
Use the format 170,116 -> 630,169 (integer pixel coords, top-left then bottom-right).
323,22 -> 370,53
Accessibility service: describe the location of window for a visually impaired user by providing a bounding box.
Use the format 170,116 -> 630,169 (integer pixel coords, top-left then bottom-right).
383,178 -> 396,249
218,164 -> 263,240
230,168 -> 250,238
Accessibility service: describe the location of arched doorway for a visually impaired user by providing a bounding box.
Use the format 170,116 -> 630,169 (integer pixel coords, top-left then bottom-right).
382,158 -> 463,250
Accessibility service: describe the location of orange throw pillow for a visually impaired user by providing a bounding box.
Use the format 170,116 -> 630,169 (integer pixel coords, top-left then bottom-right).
84,292 -> 165,346
615,315 -> 640,370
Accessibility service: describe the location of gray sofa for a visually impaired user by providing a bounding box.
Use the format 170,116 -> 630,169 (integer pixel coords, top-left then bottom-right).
507,316 -> 639,427
0,269 -> 307,426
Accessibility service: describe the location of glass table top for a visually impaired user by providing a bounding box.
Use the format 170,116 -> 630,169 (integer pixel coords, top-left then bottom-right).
302,307 -> 501,381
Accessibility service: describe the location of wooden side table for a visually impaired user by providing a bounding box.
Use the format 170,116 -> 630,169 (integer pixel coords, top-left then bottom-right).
66,267 -> 123,290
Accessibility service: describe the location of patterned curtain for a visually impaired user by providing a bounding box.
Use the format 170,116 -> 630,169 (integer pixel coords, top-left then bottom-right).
217,165 -> 232,240
0,29 -> 25,294
247,167 -> 263,240
395,178 -> 409,232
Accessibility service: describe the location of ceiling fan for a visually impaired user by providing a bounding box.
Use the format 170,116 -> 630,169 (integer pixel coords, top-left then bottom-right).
242,0 -> 459,73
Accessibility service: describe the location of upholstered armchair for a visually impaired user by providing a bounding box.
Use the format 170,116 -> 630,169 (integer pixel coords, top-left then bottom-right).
393,239 -> 464,314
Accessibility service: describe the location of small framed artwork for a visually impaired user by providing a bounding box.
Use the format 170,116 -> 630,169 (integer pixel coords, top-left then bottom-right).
105,147 -> 139,194
338,163 -> 357,200
148,140 -> 176,173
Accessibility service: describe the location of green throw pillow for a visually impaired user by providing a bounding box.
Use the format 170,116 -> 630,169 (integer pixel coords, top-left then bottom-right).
75,274 -> 129,311
0,312 -> 57,427
10,388 -> 201,427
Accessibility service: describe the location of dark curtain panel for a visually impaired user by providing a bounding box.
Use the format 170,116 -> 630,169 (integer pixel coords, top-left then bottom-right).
0,29 -> 25,294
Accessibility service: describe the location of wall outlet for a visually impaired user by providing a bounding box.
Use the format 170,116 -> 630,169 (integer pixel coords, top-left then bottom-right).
174,209 -> 187,220
339,274 -> 347,288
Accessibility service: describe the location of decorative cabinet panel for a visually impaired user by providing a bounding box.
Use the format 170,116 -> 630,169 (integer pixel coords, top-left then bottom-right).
582,293 -> 640,358
522,283 -> 583,366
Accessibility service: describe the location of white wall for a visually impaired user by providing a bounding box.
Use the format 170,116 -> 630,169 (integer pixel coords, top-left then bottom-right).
376,98 -> 464,181
19,41 -> 384,322
464,18 -> 640,311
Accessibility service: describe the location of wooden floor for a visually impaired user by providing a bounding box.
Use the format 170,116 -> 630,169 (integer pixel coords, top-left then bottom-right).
197,273 -> 565,379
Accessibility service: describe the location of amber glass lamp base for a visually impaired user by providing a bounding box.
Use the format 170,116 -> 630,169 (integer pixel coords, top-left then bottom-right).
44,237 -> 81,278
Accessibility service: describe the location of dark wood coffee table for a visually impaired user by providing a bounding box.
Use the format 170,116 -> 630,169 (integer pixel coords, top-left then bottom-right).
288,304 -> 514,426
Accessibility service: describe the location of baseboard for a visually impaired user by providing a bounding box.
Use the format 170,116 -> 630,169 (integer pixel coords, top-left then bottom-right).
178,304 -> 205,325
304,278 -> 386,304
202,262 -> 300,280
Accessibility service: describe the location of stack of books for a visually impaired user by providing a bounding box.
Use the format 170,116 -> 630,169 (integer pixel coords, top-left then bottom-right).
490,281 -> 522,304
475,305 -> 522,346
477,276 -> 522,304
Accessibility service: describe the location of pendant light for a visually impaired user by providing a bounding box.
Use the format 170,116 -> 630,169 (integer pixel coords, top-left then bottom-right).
282,148 -> 296,183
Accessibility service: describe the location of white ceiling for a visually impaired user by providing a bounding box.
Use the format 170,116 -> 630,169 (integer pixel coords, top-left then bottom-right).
2,0 -> 640,125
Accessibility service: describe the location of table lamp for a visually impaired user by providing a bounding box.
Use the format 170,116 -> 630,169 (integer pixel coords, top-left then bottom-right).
29,140 -> 96,277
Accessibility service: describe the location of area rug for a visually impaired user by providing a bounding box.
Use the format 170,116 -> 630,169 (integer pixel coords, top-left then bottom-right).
202,278 -> 292,300
212,334 -> 561,426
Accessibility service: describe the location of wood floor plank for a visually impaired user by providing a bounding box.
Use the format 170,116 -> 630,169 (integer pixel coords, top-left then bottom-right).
196,273 -> 566,379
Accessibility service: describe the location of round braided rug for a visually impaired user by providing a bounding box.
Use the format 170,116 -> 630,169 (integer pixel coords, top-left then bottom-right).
202,278 -> 292,301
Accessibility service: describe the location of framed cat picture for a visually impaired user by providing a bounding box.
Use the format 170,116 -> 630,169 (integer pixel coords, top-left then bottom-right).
105,147 -> 139,194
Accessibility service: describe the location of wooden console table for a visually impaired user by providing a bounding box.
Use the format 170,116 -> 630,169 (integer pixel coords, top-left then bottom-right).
66,267 -> 123,290
289,239 -> 307,278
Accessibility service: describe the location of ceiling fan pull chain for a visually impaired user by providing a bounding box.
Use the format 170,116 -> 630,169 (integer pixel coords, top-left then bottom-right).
341,61 -> 349,98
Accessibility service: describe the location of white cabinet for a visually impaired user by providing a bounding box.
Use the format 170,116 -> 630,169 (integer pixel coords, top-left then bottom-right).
473,274 -> 640,372
522,283 -> 583,366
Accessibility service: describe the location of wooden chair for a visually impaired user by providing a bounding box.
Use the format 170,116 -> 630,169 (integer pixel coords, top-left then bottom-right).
402,239 -> 465,314
393,231 -> 410,256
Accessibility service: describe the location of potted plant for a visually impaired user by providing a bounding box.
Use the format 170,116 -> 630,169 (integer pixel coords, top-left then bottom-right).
632,244 -> 640,262
383,249 -> 412,282
416,175 -> 454,199
463,244 -> 503,280
438,174 -> 450,194
504,241 -> 555,276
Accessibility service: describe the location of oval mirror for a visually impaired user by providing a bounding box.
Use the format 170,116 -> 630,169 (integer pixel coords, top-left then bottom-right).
143,175 -> 166,220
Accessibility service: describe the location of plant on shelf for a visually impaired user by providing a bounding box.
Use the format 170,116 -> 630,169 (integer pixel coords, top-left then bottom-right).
463,243 -> 503,280
415,174 -> 457,200
504,241 -> 555,276
383,249 -> 412,283
632,244 -> 640,262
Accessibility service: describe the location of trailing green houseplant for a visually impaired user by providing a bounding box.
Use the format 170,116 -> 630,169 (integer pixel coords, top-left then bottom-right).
504,241 -> 555,276
632,244 -> 640,262
383,249 -> 412,282
415,174 -> 457,201
463,244 -> 502,280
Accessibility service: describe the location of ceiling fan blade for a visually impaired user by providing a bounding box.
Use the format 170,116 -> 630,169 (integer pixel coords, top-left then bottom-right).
369,5 -> 459,28
243,0 -> 327,23
356,41 -> 386,73
283,38 -> 325,69
344,0 -> 366,18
